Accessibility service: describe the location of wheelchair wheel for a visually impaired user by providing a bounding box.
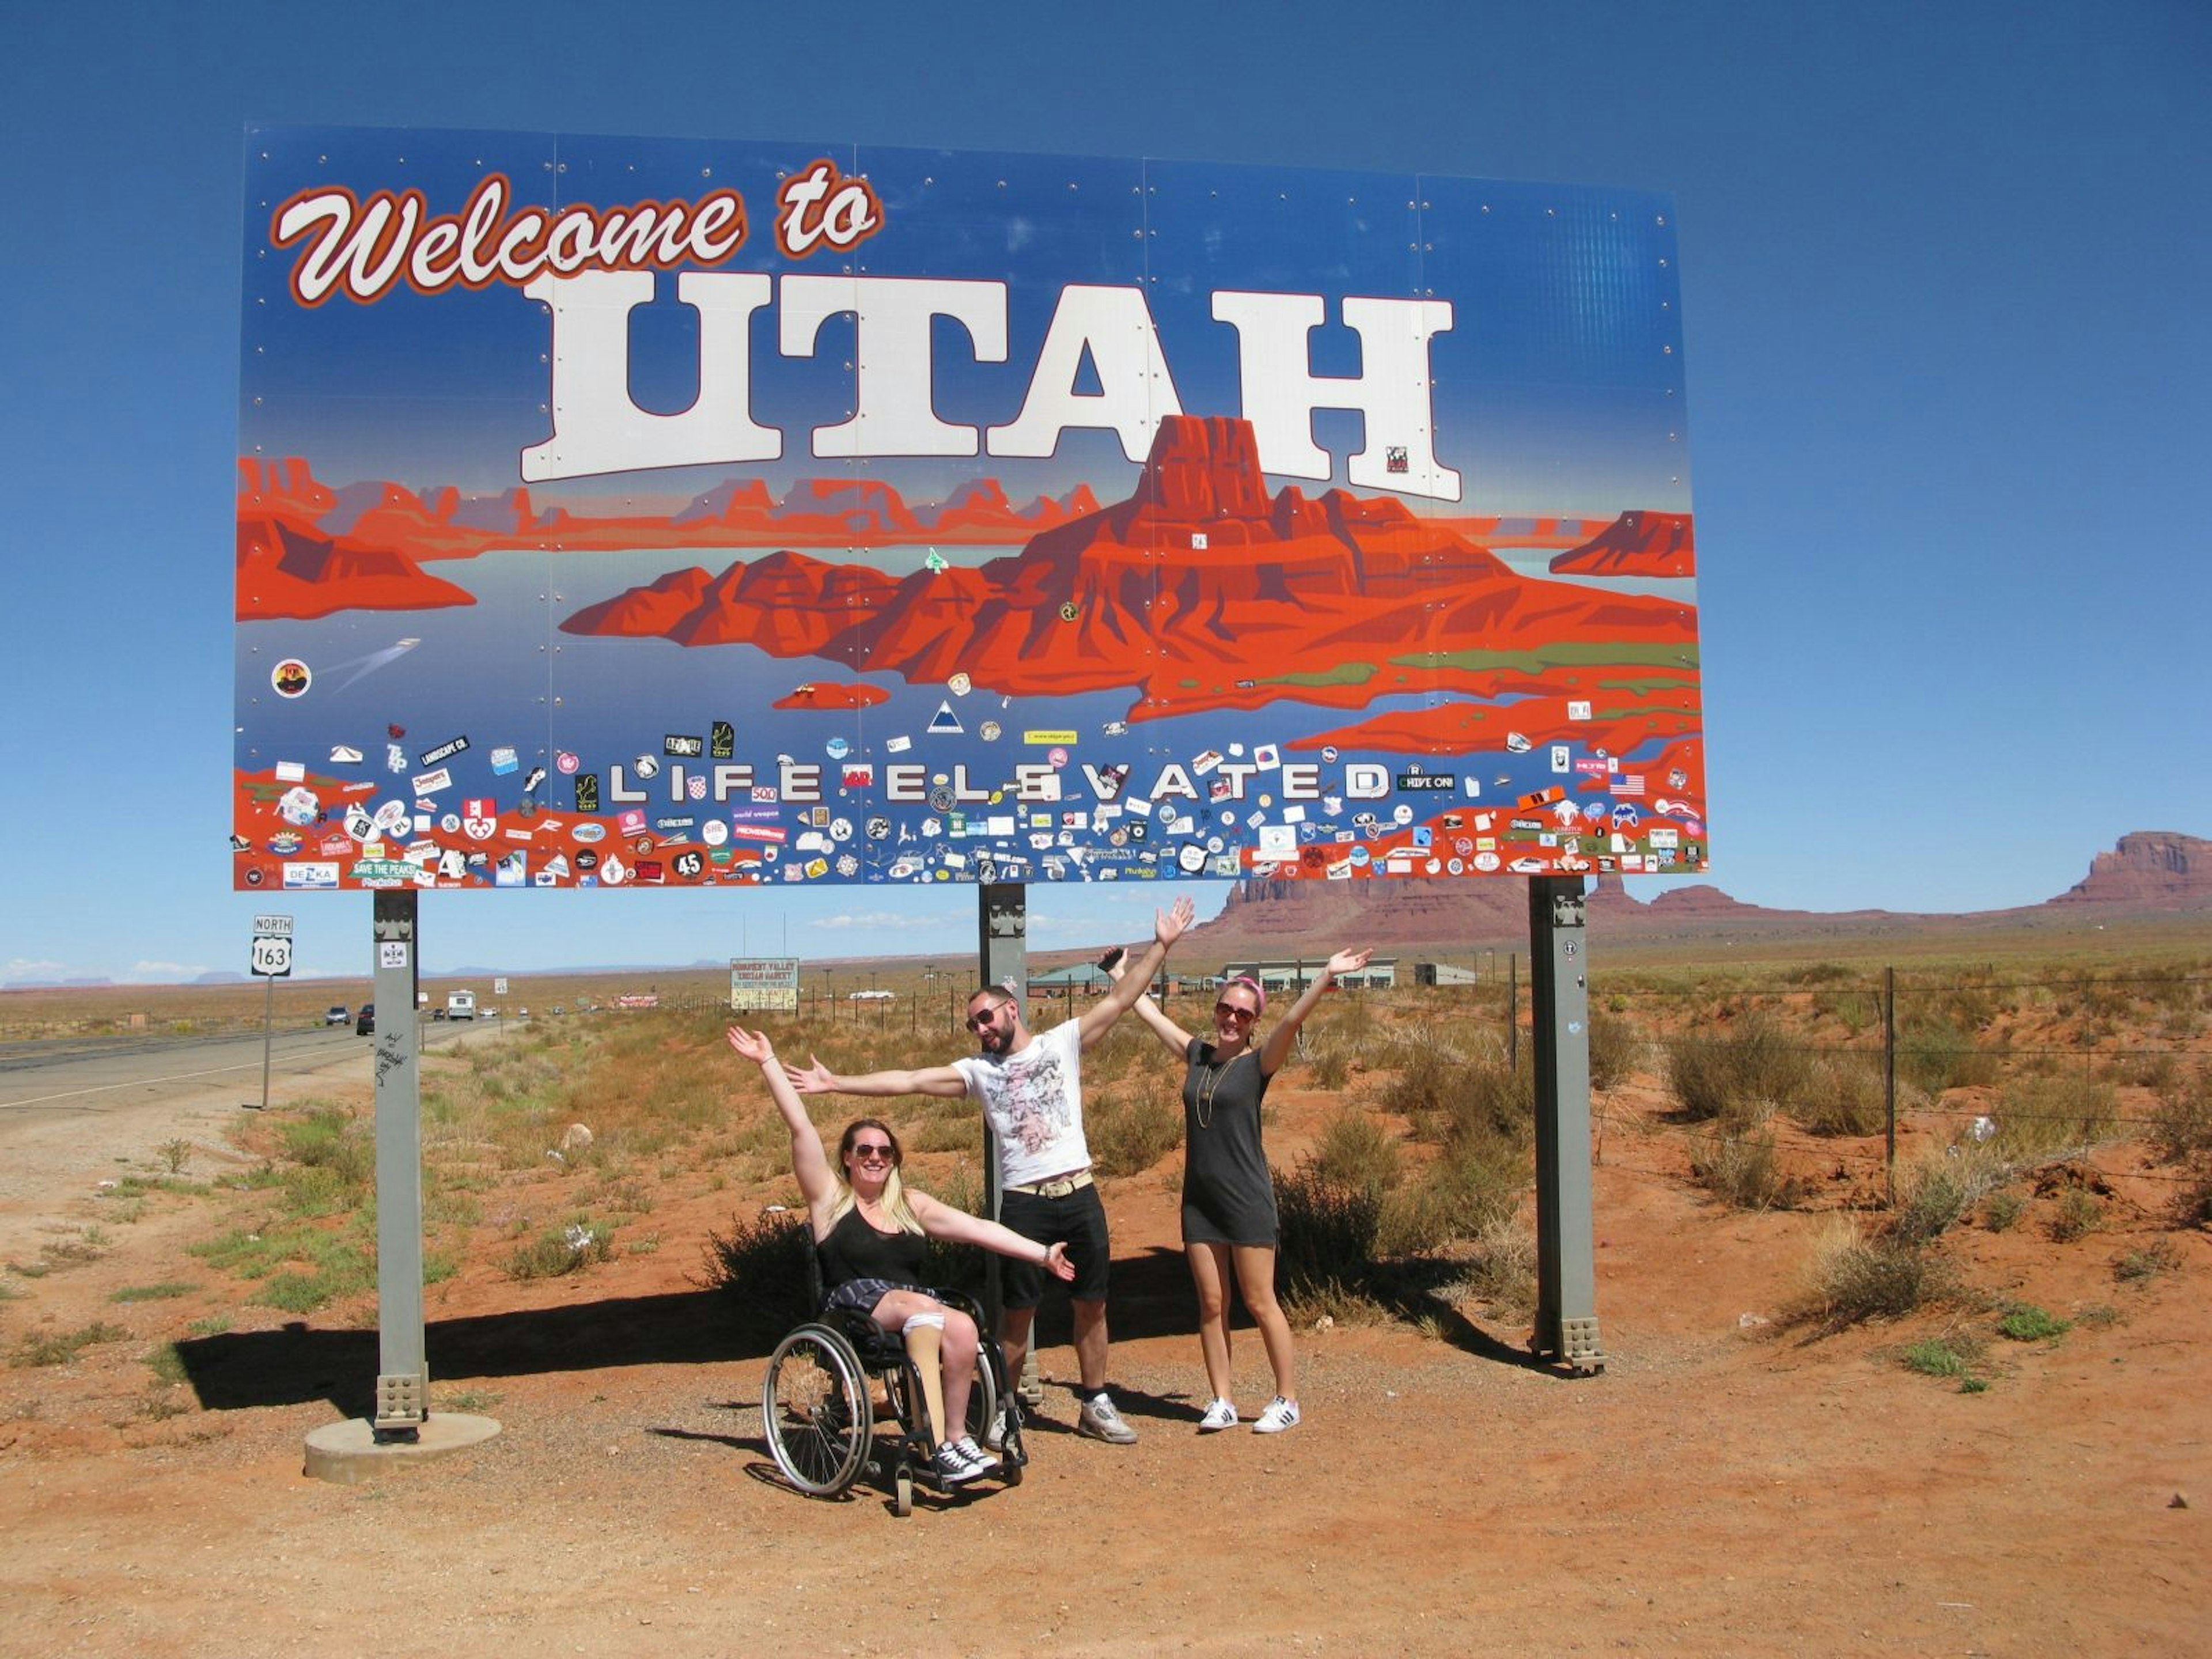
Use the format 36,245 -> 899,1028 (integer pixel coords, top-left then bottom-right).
762,1324 -> 871,1497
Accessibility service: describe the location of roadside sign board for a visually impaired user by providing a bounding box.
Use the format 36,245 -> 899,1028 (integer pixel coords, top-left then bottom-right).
249,933 -> 293,978
235,125 -> 1706,895
730,957 -> 801,1013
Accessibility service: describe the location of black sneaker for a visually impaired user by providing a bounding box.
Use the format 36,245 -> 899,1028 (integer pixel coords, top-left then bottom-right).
932,1441 -> 990,1484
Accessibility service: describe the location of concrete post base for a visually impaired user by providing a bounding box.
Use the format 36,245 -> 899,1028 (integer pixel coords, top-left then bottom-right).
302,1414 -> 502,1484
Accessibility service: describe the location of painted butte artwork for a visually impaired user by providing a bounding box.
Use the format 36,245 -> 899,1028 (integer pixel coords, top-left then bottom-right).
234,134 -> 1703,895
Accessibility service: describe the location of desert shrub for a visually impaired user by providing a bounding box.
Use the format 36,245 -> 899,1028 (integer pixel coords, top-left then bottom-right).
1450,1216 -> 1539,1313
1990,1072 -> 2119,1160
1386,1044 -> 1531,1146
1789,1053 -> 1887,1138
1085,1072 -> 1181,1177
279,1105 -> 374,1190
2147,1069 -> 2212,1164
1309,1108 -> 1402,1198
1665,1013 -> 1810,1128
1308,1045 -> 1352,1090
1796,1223 -> 1955,1331
1689,1124 -> 1801,1211
1900,1336 -> 1982,1384
916,1162 -> 986,1291
2173,1166 -> 2212,1229
2113,1238 -> 2181,1283
1274,1159 -> 1384,1299
1586,1006 -> 1643,1092
1997,1301 -> 2070,1342
2046,1188 -> 2103,1243
503,1220 -> 615,1281
1896,1013 -> 2000,1094
1892,1145 -> 2010,1244
1982,1190 -> 2025,1232
697,1206 -> 813,1336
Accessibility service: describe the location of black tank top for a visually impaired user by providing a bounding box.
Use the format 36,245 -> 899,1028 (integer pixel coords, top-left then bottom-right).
816,1203 -> 927,1291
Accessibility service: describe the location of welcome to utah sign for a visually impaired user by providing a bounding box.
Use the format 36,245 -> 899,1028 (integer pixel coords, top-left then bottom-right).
234,126 -> 1704,894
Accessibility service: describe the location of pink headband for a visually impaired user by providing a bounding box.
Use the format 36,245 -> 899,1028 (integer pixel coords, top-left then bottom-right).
1224,975 -> 1267,1014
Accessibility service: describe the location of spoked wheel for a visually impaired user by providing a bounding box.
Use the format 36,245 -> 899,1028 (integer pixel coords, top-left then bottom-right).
975,1343 -> 1021,1483
762,1324 -> 872,1497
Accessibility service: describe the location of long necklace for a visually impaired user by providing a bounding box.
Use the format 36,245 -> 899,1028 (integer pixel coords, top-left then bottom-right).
1195,1051 -> 1241,1130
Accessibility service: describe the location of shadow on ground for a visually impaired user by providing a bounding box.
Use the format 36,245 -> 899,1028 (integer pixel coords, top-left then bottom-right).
176,1286 -> 763,1418
176,1241 -> 1556,1418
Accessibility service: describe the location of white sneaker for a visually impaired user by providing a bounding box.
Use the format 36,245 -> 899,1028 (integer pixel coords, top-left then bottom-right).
1197,1397 -> 1239,1433
1252,1396 -> 1301,1434
1077,1391 -> 1138,1444
982,1404 -> 1012,1451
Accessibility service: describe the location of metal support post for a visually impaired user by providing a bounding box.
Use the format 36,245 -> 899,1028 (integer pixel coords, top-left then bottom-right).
977,884 -> 1043,1401
1529,878 -> 1604,1373
370,891 -> 429,1435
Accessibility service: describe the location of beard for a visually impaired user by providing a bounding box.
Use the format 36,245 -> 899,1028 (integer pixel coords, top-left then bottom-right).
978,1024 -> 1013,1056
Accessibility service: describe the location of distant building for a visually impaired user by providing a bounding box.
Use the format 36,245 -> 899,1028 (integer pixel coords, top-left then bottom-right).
1221,957 -> 1397,992
1414,961 -> 1480,987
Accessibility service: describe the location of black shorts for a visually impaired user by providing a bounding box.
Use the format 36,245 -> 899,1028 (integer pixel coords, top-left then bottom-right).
998,1183 -> 1110,1308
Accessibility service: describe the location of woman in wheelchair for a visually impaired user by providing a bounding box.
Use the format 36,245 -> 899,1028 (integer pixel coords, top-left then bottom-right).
730,1026 -> 1073,1486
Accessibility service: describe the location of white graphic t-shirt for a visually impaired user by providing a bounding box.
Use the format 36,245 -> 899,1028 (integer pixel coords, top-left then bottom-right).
953,1020 -> 1090,1187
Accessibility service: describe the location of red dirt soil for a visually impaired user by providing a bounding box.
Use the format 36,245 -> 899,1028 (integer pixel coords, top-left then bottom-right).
0,1057 -> 2204,1657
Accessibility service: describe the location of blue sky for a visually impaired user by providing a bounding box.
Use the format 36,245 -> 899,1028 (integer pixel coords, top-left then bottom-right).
3,1 -> 2205,985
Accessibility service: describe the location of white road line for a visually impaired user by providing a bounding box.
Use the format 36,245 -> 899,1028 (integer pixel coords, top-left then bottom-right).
0,1057 -> 340,1111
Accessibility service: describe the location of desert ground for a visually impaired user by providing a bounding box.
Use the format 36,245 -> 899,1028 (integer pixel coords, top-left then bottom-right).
1,954 -> 2205,1658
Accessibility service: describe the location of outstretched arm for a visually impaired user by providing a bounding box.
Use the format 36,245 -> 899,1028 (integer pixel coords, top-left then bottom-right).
907,1192 -> 1076,1281
782,1053 -> 970,1100
1099,946 -> 1196,1061
727,1027 -> 838,1215
1259,946 -> 1372,1076
1076,893 -> 1196,1048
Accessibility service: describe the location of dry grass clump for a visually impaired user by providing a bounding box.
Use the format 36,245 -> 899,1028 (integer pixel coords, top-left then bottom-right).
1985,1071 -> 2119,1160
1895,1011 -> 2001,1094
1586,1006 -> 1645,1093
1787,1052 -> 1888,1138
1891,1142 -> 2015,1244
1085,1071 -> 1182,1177
1689,1122 -> 1804,1211
1665,1012 -> 1811,1128
1794,1218 -> 1959,1332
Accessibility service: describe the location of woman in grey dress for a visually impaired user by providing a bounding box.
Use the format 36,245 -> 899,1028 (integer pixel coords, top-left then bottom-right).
1104,944 -> 1371,1435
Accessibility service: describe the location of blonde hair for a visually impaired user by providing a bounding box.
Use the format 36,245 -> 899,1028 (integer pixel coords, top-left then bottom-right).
828,1118 -> 923,1234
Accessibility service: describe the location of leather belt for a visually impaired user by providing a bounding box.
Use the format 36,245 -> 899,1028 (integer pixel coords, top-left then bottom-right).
1005,1170 -> 1094,1199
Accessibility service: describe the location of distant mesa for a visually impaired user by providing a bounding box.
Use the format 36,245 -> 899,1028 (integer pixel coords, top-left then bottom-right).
1186,830 -> 2212,956
772,681 -> 892,711
558,414 -> 1702,734
1548,510 -> 1695,578
237,459 -> 475,621
2051,831 -> 2211,910
235,456 -> 1101,622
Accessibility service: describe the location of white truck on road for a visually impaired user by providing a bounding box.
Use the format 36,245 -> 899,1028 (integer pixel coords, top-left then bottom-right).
446,990 -> 476,1020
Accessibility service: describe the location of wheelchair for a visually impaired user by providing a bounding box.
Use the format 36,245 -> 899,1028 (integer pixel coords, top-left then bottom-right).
762,1286 -> 1027,1516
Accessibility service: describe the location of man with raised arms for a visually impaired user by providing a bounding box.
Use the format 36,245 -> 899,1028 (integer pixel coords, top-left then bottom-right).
786,894 -> 1195,1445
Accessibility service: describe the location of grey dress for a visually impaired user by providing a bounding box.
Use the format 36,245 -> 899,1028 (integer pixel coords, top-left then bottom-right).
1180,1039 -> 1278,1246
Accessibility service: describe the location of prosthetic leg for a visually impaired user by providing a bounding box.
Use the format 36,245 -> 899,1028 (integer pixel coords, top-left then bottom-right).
901,1312 -> 949,1448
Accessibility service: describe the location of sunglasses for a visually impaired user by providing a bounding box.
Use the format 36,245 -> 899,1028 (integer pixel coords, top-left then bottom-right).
1214,1003 -> 1259,1024
851,1143 -> 896,1161
965,1007 -> 1003,1031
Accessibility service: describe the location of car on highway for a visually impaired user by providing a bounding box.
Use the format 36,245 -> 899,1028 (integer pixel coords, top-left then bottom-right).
355,1003 -> 375,1036
324,1005 -> 349,1026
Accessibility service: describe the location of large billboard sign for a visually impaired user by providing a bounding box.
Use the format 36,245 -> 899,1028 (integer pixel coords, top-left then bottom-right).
235,126 -> 1705,894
